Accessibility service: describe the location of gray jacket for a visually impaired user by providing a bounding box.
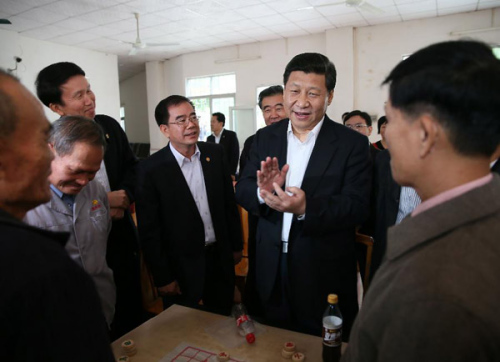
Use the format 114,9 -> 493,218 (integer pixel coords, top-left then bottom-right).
25,180 -> 116,326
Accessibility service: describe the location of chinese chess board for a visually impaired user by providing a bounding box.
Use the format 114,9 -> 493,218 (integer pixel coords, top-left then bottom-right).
160,343 -> 242,362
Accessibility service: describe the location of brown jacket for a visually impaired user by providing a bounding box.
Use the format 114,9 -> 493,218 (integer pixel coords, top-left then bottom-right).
343,175 -> 500,362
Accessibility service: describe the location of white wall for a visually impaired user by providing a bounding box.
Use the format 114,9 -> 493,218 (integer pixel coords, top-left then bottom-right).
355,7 -> 500,133
0,28 -> 120,122
140,7 -> 500,150
119,71 -> 149,143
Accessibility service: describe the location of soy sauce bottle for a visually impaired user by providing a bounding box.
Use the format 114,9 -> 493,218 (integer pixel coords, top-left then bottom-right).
322,294 -> 342,362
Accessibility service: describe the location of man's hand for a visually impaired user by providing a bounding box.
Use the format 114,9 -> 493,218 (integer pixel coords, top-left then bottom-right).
260,184 -> 306,215
257,157 -> 289,194
109,207 -> 125,220
233,251 -> 243,265
107,190 -> 130,209
157,280 -> 182,296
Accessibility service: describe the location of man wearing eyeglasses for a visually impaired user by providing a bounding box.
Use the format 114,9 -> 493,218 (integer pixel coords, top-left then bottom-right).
135,95 -> 243,315
343,110 -> 379,161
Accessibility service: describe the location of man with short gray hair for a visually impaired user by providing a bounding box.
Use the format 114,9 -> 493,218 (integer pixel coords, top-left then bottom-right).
25,116 -> 116,327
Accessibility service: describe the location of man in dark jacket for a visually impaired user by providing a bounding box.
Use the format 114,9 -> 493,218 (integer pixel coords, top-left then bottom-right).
207,112 -> 239,179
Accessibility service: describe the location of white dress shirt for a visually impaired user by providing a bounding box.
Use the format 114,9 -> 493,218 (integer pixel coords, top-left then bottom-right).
257,118 -> 324,253
170,143 -> 216,244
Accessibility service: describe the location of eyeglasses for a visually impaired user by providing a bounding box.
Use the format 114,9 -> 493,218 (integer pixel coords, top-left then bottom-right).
169,115 -> 200,127
346,124 -> 370,130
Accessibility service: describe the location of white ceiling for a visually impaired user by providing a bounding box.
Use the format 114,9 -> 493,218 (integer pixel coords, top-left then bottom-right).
1,0 -> 499,81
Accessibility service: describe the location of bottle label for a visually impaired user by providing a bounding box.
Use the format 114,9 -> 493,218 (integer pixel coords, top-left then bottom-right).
236,314 -> 250,327
322,316 -> 342,347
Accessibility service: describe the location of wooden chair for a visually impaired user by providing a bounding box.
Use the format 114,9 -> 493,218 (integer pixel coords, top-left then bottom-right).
234,205 -> 249,277
355,232 -> 375,293
131,204 -> 164,315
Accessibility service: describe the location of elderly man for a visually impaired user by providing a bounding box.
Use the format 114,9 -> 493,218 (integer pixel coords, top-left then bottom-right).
239,85 -> 287,174
136,95 -> 243,315
35,62 -> 143,337
0,70 -> 113,360
343,40 -> 500,361
238,85 -> 287,317
25,116 -> 115,327
236,53 -> 371,337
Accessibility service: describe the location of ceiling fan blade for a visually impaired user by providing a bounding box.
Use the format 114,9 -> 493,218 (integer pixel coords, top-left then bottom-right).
358,1 -> 384,14
312,1 -> 345,9
144,42 -> 180,47
0,19 -> 12,24
119,40 -> 135,45
128,47 -> 138,56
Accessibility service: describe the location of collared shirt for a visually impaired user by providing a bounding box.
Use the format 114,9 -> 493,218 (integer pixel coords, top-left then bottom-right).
50,184 -> 75,211
169,143 -> 216,244
256,118 -> 324,252
282,118 -> 324,251
212,128 -> 225,144
412,173 -> 493,217
395,186 -> 421,224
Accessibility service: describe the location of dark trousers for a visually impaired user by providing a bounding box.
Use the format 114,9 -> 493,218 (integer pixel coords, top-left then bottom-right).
163,244 -> 233,316
262,251 -> 295,330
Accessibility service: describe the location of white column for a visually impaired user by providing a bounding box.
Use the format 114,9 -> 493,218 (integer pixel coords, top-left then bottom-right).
145,60 -> 168,153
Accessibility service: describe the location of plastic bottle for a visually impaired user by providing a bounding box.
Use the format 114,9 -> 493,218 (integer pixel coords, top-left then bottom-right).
322,294 -> 343,362
232,303 -> 256,344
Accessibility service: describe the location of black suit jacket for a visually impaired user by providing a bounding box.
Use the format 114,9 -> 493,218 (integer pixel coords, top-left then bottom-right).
235,116 -> 371,337
239,134 -> 255,178
207,129 -> 240,176
369,149 -> 400,280
94,114 -> 140,258
135,142 -> 243,303
94,115 -> 142,334
94,115 -> 138,201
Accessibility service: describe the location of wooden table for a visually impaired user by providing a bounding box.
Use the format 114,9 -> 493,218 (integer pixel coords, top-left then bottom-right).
111,304 -> 328,361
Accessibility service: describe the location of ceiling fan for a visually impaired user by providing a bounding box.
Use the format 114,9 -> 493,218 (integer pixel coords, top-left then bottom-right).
305,0 -> 384,14
121,13 -> 179,56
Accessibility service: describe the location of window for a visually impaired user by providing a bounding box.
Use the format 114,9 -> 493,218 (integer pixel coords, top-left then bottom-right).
186,74 -> 236,141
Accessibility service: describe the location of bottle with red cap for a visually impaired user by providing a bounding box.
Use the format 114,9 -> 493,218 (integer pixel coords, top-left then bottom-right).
232,303 -> 256,344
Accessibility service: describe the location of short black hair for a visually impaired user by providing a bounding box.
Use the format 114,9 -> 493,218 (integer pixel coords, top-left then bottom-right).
50,116 -> 106,157
155,95 -> 195,127
383,40 -> 500,157
342,112 -> 350,120
36,62 -> 86,107
258,85 -> 283,109
377,116 -> 387,134
283,53 -> 336,92
343,110 -> 372,127
212,112 -> 225,126
0,69 -> 19,141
